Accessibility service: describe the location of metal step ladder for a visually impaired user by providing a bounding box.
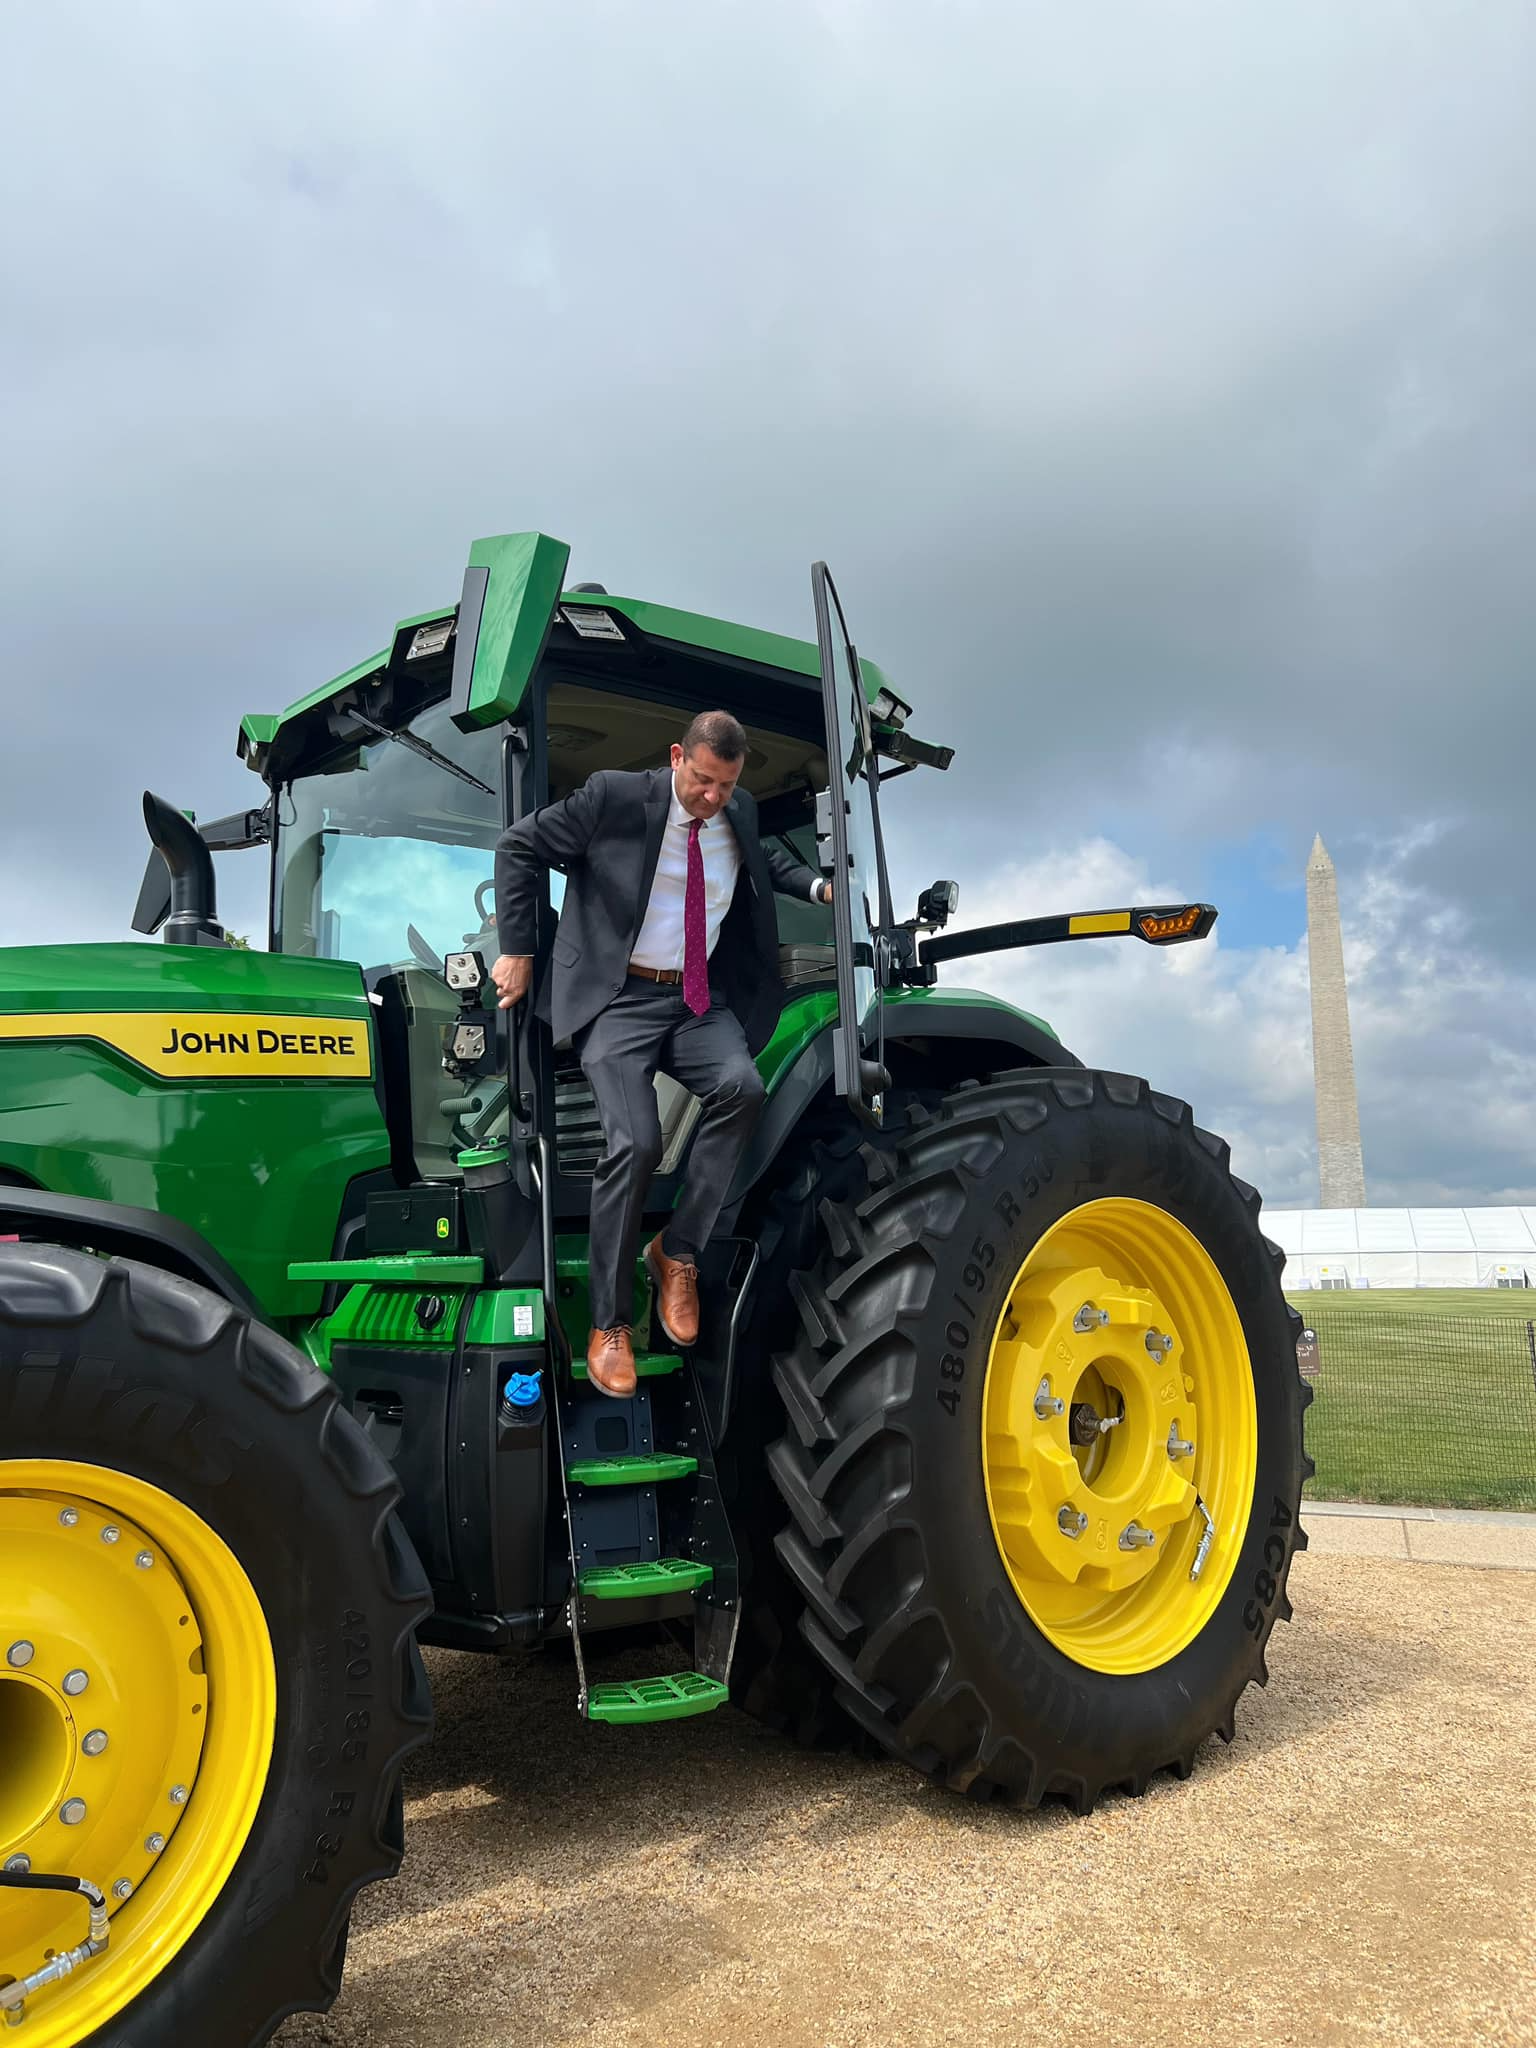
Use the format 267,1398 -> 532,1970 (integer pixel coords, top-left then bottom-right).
542,1224 -> 738,1725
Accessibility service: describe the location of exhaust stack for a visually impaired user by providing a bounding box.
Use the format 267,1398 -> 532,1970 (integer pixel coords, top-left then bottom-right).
140,792 -> 225,947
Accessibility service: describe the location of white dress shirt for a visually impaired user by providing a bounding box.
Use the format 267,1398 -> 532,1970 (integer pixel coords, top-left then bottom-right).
629,776 -> 821,972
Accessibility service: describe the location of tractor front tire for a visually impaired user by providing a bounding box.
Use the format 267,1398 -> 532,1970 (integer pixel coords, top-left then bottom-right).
769,1070 -> 1310,1809
0,1246 -> 431,2046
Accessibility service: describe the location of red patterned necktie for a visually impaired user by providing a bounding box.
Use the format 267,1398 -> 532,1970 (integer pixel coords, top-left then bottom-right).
683,818 -> 710,1017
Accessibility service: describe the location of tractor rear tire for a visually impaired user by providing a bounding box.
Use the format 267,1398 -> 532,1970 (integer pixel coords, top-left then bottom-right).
0,1246 -> 432,2045
768,1070 -> 1311,1808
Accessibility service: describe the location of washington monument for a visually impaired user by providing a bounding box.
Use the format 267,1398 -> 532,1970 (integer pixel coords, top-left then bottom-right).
1306,835 -> 1367,1207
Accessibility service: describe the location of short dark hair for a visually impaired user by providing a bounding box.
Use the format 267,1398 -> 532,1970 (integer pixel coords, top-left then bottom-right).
681,710 -> 748,762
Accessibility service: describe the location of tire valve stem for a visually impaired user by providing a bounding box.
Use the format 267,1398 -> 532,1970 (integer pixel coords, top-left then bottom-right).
1190,1496 -> 1216,1581
1033,1376 -> 1065,1421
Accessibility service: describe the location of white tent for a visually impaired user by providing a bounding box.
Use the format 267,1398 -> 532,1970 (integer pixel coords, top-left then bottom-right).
1264,1208 -> 1536,1290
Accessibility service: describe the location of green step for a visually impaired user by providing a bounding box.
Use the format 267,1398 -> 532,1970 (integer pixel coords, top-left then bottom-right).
566,1453 -> 697,1486
556,1249 -> 648,1286
587,1672 -> 729,1724
287,1253 -> 484,1283
578,1558 -> 713,1600
571,1349 -> 682,1383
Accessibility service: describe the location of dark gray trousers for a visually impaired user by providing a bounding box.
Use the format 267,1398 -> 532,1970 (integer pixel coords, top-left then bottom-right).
575,976 -> 767,1331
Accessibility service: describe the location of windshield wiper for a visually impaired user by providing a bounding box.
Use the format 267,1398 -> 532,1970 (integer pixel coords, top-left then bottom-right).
347,710 -> 495,797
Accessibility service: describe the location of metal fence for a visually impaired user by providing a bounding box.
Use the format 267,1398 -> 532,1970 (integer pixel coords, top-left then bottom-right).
1294,1307 -> 1536,1511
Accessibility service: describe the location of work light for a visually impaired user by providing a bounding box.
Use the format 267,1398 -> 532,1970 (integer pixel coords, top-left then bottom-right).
444,950 -> 486,993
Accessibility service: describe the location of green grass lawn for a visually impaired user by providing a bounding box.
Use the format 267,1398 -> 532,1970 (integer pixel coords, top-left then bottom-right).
1285,1289 -> 1536,1511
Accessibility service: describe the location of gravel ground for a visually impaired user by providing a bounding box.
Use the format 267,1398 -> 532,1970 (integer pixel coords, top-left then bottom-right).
279,1556 -> 1536,2048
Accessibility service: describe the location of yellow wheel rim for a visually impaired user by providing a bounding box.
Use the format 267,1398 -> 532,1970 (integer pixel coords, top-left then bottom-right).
0,1462 -> 276,2045
981,1199 -> 1257,1675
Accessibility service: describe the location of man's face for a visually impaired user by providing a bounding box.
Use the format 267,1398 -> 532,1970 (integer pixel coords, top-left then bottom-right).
671,741 -> 743,821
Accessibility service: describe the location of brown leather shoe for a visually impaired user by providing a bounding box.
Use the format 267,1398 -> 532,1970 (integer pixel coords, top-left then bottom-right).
585,1324 -> 637,1399
645,1235 -> 699,1348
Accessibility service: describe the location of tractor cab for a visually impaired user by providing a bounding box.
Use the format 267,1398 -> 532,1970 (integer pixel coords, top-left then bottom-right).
220,534 -> 948,1231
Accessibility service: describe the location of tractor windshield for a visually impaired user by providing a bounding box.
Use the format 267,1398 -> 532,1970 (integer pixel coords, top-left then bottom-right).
273,700 -> 502,974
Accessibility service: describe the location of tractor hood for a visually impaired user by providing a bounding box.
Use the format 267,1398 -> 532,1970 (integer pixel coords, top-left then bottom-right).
0,943 -> 389,1317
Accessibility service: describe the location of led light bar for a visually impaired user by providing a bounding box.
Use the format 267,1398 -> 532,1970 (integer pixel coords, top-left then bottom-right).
560,606 -> 626,642
1137,905 -> 1205,941
407,618 -> 455,660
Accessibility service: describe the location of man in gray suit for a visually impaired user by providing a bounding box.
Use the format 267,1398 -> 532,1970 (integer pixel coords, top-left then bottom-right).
492,710 -> 831,1396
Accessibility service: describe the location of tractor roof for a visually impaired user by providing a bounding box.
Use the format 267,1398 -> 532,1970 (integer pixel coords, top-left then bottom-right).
238,534 -> 896,784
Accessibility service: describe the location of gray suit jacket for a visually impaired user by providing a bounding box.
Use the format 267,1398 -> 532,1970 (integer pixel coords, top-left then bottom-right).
494,766 -> 823,1055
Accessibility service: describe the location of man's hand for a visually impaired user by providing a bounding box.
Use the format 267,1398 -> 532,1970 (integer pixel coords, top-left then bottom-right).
818,881 -> 833,905
491,954 -> 533,1010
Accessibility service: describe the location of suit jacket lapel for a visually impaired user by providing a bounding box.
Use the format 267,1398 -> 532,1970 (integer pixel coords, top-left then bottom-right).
635,766 -> 672,931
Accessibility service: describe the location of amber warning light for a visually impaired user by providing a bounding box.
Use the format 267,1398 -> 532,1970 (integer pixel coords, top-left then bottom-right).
1136,905 -> 1212,943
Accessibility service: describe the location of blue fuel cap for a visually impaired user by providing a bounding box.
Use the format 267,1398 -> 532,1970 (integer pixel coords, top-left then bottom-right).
503,1371 -> 543,1408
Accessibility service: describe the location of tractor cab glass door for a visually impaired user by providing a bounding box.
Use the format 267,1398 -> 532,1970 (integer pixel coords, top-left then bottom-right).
812,562 -> 891,1125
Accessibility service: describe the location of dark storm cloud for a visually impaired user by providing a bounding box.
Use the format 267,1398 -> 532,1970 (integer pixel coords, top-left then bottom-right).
3,0 -> 1533,1195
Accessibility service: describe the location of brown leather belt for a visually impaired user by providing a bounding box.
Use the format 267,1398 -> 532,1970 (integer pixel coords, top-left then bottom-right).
627,962 -> 684,985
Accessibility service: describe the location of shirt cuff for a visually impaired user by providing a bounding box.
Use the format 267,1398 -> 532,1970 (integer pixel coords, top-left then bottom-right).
808,879 -> 824,903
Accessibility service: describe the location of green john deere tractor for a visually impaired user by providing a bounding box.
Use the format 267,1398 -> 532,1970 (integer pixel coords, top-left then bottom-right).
0,534 -> 1310,2044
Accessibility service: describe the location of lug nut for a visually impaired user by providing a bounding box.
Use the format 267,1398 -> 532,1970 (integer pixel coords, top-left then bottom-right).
1119,1522 -> 1157,1550
62,1669 -> 89,1697
1167,1427 -> 1195,1460
100,1525 -> 121,1545
145,1833 -> 166,1854
1033,1376 -> 1065,1421
169,1785 -> 188,1806
59,1798 -> 87,1826
1145,1329 -> 1174,1359
112,1879 -> 133,1901
5,1641 -> 34,1669
82,1729 -> 109,1757
3,1856 -> 30,1875
134,1551 -> 155,1571
1058,1506 -> 1088,1539
58,1507 -> 79,1528
1073,1302 -> 1110,1332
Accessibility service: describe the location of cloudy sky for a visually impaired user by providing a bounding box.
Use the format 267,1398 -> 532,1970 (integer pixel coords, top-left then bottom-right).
4,0 -> 1534,1208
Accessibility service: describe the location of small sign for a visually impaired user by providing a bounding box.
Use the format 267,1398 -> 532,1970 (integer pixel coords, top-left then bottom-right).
1295,1326 -> 1322,1382
513,1304 -> 535,1338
